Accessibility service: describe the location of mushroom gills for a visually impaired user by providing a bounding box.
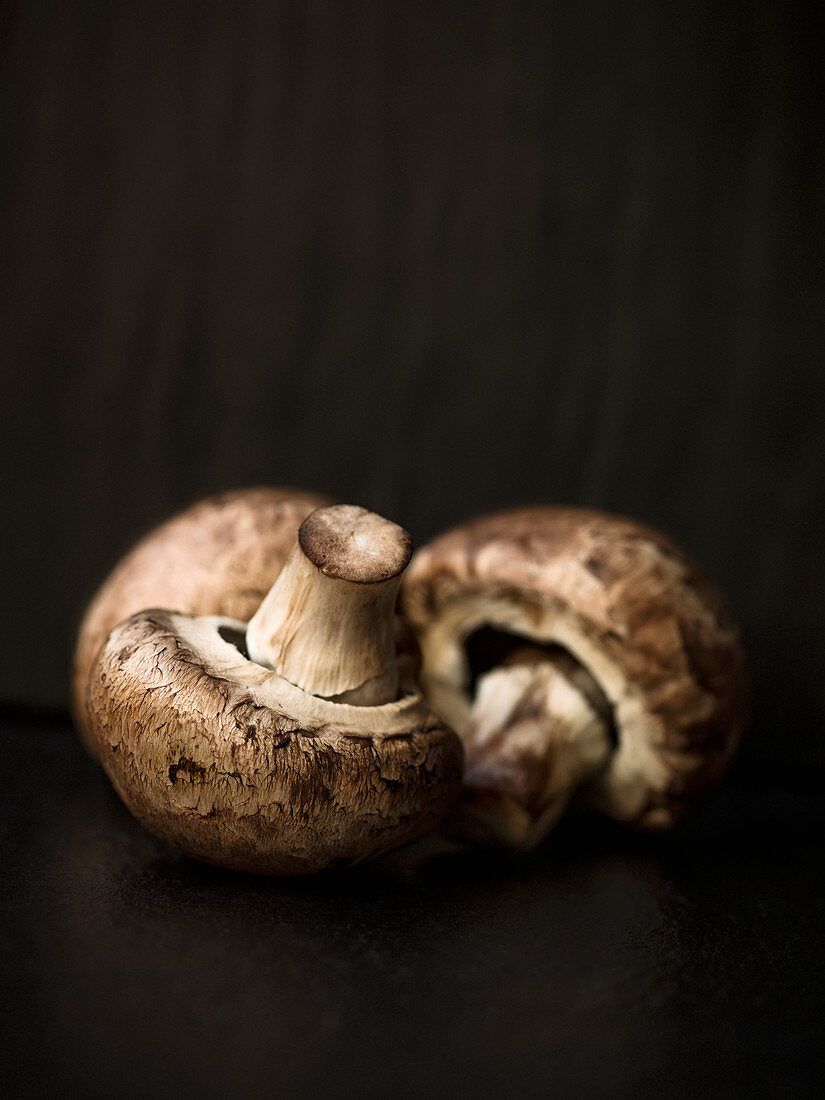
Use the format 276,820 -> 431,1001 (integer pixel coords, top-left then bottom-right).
403,506 -> 750,841
454,629 -> 617,850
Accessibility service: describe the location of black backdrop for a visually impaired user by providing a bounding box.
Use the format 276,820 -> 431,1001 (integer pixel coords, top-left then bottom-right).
2,0 -> 823,767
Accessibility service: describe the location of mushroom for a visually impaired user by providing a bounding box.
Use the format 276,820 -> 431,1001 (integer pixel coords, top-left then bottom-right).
85,505 -> 463,875
73,486 -> 329,755
401,507 -> 750,850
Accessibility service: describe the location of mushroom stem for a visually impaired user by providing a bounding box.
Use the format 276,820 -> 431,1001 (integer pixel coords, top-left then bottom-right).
456,649 -> 613,849
246,505 -> 412,706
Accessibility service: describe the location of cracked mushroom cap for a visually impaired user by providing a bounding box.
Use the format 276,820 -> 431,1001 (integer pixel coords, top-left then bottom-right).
85,610 -> 462,875
73,486 -> 329,753
402,507 -> 750,832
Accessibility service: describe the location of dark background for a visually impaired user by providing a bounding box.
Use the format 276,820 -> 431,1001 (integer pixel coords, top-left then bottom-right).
2,4 -> 824,1097
2,1 -> 823,765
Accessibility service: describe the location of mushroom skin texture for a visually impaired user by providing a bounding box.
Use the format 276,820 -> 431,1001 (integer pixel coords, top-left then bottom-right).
401,507 -> 750,849
85,506 -> 463,875
73,486 -> 329,754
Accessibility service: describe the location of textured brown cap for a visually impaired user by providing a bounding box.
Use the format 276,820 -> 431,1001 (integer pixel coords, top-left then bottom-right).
402,507 -> 751,831
72,486 -> 329,753
85,609 -> 463,875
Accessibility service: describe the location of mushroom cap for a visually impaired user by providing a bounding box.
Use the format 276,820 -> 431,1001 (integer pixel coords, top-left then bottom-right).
73,486 -> 329,753
401,507 -> 750,830
85,609 -> 463,874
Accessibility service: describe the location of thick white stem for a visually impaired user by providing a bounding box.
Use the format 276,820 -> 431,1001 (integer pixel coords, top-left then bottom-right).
246,505 -> 411,705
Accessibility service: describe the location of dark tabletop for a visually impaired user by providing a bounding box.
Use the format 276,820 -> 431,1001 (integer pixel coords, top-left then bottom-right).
2,715 -> 823,1099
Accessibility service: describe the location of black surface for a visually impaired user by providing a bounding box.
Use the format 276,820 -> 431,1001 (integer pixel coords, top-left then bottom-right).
2,716 -> 823,1098
2,0 -> 824,767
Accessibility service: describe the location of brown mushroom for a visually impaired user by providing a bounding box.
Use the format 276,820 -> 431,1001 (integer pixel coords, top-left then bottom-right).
85,505 -> 463,875
401,507 -> 750,850
73,486 -> 329,754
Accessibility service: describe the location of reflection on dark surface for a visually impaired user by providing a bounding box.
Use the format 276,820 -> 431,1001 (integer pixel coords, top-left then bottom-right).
2,718 -> 823,1097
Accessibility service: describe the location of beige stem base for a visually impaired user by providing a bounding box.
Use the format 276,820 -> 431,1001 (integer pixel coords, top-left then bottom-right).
452,654 -> 612,850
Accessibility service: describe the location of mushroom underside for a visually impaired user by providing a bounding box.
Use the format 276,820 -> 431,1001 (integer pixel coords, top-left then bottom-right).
465,624 -> 618,740
415,593 -> 739,838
